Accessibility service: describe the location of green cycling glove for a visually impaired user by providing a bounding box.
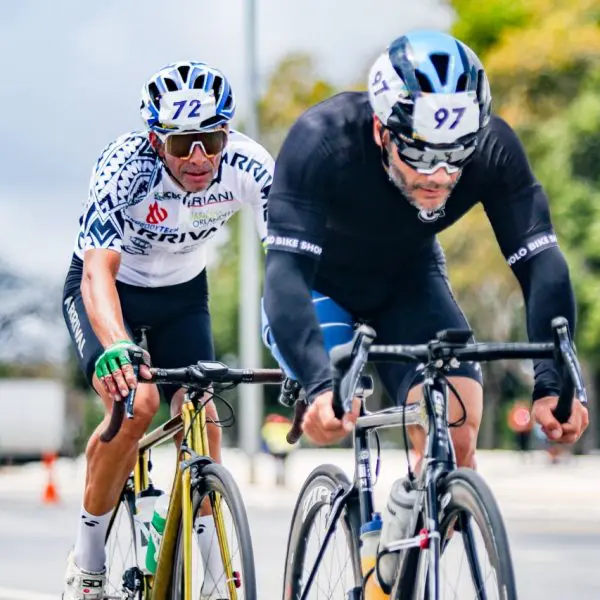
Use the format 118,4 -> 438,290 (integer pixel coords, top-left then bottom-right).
94,340 -> 150,380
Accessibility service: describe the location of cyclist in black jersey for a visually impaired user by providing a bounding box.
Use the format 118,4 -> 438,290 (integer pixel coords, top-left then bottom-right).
262,30 -> 588,466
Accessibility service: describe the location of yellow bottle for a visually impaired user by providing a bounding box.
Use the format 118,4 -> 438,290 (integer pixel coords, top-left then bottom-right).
359,513 -> 390,600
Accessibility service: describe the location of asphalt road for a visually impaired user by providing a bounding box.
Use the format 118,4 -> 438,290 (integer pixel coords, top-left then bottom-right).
0,496 -> 598,599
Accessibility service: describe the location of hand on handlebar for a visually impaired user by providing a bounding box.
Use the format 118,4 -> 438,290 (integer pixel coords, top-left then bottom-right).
302,390 -> 361,446
94,341 -> 152,400
532,395 -> 589,444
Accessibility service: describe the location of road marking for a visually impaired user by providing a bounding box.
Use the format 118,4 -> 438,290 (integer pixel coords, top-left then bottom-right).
0,587 -> 57,600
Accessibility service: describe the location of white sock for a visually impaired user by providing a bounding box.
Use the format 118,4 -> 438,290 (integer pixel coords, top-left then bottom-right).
195,515 -> 227,594
73,506 -> 112,573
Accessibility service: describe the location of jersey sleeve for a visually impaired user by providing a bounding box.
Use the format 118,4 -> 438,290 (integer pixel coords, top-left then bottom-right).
265,114 -> 335,258
481,116 -> 577,400
80,137 -> 138,254
481,116 -> 558,266
237,140 -> 274,243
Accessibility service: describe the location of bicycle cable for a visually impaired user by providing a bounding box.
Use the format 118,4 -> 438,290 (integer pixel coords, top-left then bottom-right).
182,386 -> 237,443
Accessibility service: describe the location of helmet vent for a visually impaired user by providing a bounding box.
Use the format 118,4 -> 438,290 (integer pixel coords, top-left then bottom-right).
177,65 -> 190,82
193,75 -> 206,90
456,73 -> 468,92
164,78 -> 179,92
415,70 -> 433,93
430,53 -> 450,86
148,82 -> 161,104
211,77 -> 223,98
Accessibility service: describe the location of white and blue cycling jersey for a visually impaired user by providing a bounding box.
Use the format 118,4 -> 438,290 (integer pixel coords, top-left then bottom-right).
73,129 -> 273,287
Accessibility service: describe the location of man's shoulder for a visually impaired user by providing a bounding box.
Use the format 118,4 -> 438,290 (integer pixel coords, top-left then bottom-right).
290,91 -> 371,143
476,114 -> 523,156
91,131 -> 159,203
221,129 -> 274,187
275,91 -> 371,176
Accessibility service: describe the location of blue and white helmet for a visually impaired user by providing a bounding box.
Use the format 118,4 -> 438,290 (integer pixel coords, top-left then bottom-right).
140,61 -> 236,134
368,30 -> 491,151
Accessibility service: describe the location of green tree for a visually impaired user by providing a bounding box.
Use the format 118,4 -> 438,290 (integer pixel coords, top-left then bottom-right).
444,0 -> 600,448
258,53 -> 337,155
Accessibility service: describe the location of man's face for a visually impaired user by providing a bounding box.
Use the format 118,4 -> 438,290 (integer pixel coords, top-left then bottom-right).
150,129 -> 228,193
374,119 -> 461,213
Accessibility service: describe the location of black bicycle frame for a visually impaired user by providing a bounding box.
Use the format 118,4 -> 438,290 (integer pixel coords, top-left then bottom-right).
298,368 -> 461,600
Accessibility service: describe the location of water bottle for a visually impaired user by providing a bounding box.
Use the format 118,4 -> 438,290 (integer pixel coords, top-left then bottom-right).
145,492 -> 170,574
359,513 -> 389,600
133,487 -> 164,575
377,477 -> 416,588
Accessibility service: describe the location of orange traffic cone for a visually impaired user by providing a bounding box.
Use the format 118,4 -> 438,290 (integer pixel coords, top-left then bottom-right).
42,452 -> 60,504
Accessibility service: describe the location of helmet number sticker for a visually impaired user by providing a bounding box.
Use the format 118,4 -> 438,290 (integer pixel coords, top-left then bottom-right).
413,92 -> 479,144
173,99 -> 202,120
159,89 -> 217,127
371,71 -> 390,96
434,107 -> 466,130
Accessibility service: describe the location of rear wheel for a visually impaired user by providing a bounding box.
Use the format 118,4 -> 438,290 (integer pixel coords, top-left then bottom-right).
282,464 -> 362,599
171,463 -> 256,599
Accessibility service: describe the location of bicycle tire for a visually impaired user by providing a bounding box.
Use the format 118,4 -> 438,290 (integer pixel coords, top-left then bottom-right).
282,464 -> 362,600
170,462 -> 257,599
395,468 -> 518,600
104,487 -> 144,599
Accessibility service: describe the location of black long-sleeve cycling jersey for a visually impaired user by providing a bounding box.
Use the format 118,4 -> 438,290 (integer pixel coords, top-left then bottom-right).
263,92 -> 576,402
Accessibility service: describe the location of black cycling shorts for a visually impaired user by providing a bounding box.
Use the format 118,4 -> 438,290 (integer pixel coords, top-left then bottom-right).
263,256 -> 482,404
62,256 -> 214,402
370,261 -> 483,404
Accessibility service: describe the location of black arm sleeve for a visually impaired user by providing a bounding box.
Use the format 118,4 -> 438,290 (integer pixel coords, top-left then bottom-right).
263,110 -> 336,400
482,116 -> 577,400
512,248 -> 576,400
263,251 -> 332,400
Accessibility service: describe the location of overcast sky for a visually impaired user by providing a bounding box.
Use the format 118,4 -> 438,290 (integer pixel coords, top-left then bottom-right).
0,0 -> 453,280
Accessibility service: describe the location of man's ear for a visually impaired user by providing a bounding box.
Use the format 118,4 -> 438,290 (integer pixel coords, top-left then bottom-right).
373,115 -> 385,149
148,131 -> 164,158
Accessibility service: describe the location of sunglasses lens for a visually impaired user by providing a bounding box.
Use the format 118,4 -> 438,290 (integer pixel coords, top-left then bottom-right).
391,132 -> 475,172
165,130 -> 228,158
201,130 -> 228,156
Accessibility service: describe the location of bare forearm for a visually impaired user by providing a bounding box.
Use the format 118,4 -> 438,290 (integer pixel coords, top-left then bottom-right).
81,266 -> 129,348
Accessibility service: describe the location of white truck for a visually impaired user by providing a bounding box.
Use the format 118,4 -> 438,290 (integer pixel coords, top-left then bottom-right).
0,378 -> 68,464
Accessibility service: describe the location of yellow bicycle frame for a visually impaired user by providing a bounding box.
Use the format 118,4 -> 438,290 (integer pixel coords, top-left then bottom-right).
130,391 -> 237,600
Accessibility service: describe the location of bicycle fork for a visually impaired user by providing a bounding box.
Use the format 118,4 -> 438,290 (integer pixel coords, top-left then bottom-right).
182,399 -> 238,600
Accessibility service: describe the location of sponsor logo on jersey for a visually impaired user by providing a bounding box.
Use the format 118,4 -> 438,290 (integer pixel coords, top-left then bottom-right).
126,217 -> 177,234
122,236 -> 153,256
146,201 -> 168,224
184,190 -> 235,208
507,232 -> 558,266
128,223 -> 218,244
418,207 -> 445,223
223,151 -> 272,187
190,209 -> 235,228
265,235 -> 323,256
154,190 -> 182,202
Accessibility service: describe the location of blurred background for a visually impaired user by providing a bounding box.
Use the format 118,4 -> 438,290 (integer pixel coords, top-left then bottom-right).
1,1 -> 600,598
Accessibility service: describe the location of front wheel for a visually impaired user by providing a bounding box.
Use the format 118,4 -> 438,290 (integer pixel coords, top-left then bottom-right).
397,468 -> 518,600
171,463 -> 257,599
104,487 -> 144,599
282,464 -> 362,600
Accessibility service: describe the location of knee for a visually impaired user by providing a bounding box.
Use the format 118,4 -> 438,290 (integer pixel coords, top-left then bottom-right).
117,385 -> 160,442
451,425 -> 478,467
448,377 -> 482,468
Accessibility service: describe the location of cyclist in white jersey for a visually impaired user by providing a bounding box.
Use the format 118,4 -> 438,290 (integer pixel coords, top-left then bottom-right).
61,61 -> 273,600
